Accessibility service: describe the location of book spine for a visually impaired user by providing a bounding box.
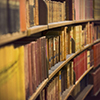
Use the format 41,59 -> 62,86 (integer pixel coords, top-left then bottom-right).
58,71 -> 61,100
67,63 -> 70,88
29,0 -> 34,27
28,43 -> 33,96
24,44 -> 29,100
19,0 -> 26,31
0,0 -> 8,35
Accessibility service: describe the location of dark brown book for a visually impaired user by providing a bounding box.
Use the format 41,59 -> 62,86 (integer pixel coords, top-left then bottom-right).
0,0 -> 8,35
8,0 -> 16,33
37,38 -> 42,84
15,0 -> 20,32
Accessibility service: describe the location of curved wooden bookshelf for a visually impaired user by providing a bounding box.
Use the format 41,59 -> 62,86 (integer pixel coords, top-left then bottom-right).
0,31 -> 27,46
27,25 -> 48,36
1,19 -> 100,46
61,66 -> 93,100
29,78 -> 48,100
49,39 -> 100,80
29,39 -> 100,100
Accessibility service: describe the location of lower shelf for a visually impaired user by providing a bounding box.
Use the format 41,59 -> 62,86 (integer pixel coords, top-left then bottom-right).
61,66 -> 93,100
75,85 -> 93,100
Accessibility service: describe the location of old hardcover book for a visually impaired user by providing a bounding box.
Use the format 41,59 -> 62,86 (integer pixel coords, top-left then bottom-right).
45,0 -> 49,23
66,0 -> 73,20
31,42 -> 37,91
53,37 -> 56,65
8,0 -> 16,33
64,27 -> 68,60
48,37 -> 52,69
70,61 -> 74,85
57,36 -> 60,62
24,44 -> 29,100
66,63 -> 70,88
58,70 -> 62,100
28,43 -> 34,95
73,26 -> 80,52
49,0 -> 53,23
87,50 -> 90,70
19,0 -> 27,31
0,0 -> 8,35
29,0 -> 34,27
15,0 -> 20,32
79,25 -> 83,49
26,0 -> 30,28
34,0 -> 39,25
37,38 -> 42,83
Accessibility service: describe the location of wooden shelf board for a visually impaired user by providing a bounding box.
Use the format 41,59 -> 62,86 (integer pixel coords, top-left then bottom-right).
48,21 -> 74,29
0,32 -> 27,46
61,85 -> 75,100
75,85 -> 93,100
29,78 -> 48,100
1,19 -> 100,46
27,25 -> 48,36
48,19 -> 95,29
94,89 -> 100,96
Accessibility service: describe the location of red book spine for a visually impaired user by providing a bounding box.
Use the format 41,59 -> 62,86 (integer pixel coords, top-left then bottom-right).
73,57 -> 77,81
31,42 -> 37,92
93,45 -> 96,67
77,55 -> 80,79
43,37 -> 47,79
24,44 -> 29,100
37,38 -> 42,84
84,50 -> 87,72
28,43 -> 33,96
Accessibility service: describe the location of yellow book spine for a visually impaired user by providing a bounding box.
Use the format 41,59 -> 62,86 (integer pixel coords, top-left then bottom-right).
58,71 -> 61,100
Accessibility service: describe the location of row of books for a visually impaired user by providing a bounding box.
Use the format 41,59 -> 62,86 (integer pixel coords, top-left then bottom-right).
89,66 -> 100,95
1,0 -> 100,36
36,69 -> 89,100
0,0 -> 39,35
36,61 -> 74,100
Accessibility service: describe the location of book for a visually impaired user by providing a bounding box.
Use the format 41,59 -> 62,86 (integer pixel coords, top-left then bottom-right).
87,50 -> 90,70
29,0 -> 34,27
19,0 -> 27,31
0,0 -> 8,35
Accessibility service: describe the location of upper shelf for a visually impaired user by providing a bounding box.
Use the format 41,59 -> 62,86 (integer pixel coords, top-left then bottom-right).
0,19 -> 100,46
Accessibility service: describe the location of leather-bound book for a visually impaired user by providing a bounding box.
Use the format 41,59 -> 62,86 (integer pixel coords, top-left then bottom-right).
28,43 -> 33,95
19,0 -> 26,31
24,44 -> 30,100
0,0 -> 8,35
